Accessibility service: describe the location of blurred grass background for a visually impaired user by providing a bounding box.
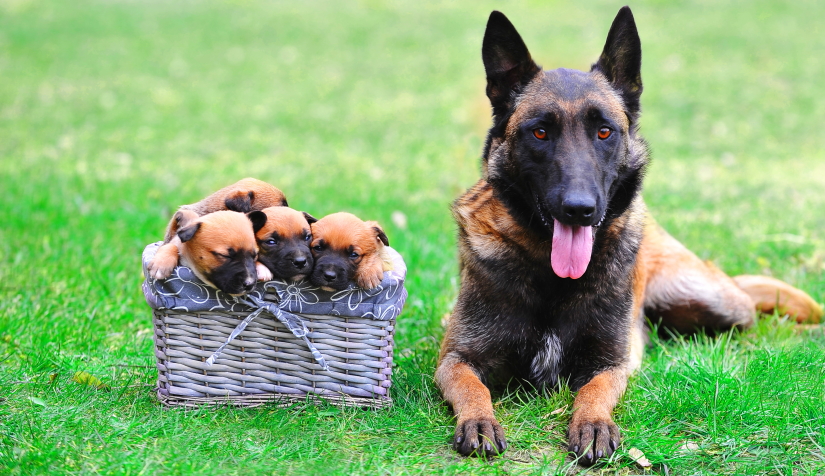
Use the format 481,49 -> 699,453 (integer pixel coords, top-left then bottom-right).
1,0 -> 823,474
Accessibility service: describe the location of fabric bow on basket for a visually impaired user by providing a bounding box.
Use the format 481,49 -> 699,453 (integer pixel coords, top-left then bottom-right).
205,284 -> 329,371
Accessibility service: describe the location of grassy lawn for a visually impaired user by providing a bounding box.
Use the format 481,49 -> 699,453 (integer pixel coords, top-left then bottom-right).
1,0 -> 824,474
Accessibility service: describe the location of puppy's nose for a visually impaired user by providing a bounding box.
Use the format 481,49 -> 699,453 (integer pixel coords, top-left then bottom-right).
293,256 -> 307,269
323,270 -> 337,282
562,194 -> 596,224
243,276 -> 256,291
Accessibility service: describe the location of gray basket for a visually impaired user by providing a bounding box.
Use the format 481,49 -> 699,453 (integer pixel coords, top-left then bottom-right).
142,242 -> 407,409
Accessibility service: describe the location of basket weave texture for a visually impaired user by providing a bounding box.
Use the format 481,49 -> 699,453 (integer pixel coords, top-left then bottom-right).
142,242 -> 407,409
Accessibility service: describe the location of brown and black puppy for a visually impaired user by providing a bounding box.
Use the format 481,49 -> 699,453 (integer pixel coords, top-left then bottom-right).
254,207 -> 317,282
309,212 -> 391,291
164,177 -> 288,242
148,210 -> 267,296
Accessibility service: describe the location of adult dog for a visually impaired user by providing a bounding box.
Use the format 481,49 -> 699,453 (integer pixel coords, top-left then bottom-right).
435,7 -> 822,465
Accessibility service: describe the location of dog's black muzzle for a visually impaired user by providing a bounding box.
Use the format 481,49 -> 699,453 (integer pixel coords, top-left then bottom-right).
309,257 -> 351,291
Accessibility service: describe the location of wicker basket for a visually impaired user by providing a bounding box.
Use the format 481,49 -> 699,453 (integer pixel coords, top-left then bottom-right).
142,242 -> 407,409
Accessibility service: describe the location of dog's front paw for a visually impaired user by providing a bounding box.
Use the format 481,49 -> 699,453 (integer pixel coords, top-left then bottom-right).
148,244 -> 179,280
357,271 -> 384,290
256,261 -> 273,282
567,414 -> 620,466
453,416 -> 507,457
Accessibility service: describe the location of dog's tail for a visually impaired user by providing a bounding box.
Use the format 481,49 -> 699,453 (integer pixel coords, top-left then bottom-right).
733,275 -> 823,324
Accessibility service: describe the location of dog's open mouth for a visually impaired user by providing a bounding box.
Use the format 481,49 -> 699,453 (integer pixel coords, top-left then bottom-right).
534,194 -> 602,279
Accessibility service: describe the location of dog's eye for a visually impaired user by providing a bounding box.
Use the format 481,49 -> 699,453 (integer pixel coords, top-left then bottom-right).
305,235 -> 311,242
265,239 -> 277,246
349,252 -> 359,260
312,245 -> 323,252
597,127 -> 612,140
532,128 -> 548,140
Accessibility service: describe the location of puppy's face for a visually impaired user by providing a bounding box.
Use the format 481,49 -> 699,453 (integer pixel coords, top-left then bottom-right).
256,207 -> 316,281
177,210 -> 267,296
309,212 -> 389,291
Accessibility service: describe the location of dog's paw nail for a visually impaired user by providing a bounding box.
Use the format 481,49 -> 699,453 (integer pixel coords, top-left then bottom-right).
596,450 -> 603,458
484,442 -> 492,452
455,436 -> 463,444
471,441 -> 479,449
610,440 -> 617,451
586,451 -> 593,461
572,445 -> 579,454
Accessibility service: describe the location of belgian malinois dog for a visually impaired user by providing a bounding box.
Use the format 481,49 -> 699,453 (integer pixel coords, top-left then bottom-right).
436,7 -> 822,465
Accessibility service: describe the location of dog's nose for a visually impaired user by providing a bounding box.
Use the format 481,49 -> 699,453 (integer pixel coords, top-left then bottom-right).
243,276 -> 256,290
562,195 -> 596,223
293,256 -> 307,269
323,270 -> 337,282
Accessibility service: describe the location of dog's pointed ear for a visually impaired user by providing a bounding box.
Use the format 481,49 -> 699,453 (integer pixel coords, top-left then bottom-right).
591,6 -> 643,116
302,212 -> 318,225
247,211 -> 267,234
482,11 -> 542,116
177,222 -> 201,243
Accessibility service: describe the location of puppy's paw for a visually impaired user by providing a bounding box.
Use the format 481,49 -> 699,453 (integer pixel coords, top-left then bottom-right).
567,413 -> 620,466
356,270 -> 384,290
453,416 -> 507,457
148,244 -> 179,280
256,261 -> 273,282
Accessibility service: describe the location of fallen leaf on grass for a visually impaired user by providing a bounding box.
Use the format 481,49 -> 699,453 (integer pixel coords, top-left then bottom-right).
628,447 -> 651,468
72,371 -> 110,390
549,405 -> 567,416
28,396 -> 46,407
678,441 -> 699,452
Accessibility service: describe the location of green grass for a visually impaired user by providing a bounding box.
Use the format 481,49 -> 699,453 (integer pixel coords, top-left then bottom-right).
1,0 -> 824,474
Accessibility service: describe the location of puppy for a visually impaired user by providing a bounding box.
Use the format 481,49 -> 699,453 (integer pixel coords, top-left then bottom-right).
148,210 -> 267,296
164,177 -> 287,242
309,212 -> 391,291
254,207 -> 317,282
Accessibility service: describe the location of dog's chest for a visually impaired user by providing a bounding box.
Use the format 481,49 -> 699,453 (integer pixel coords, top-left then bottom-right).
524,332 -> 563,385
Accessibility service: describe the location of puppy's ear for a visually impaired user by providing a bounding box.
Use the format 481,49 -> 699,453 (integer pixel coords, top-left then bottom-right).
368,222 -> 389,246
171,209 -> 198,233
247,211 -> 268,234
225,191 -> 254,213
177,222 -> 201,243
281,197 -> 289,207
302,212 -> 318,225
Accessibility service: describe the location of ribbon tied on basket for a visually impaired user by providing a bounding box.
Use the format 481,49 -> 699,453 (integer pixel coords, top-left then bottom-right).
205,284 -> 329,371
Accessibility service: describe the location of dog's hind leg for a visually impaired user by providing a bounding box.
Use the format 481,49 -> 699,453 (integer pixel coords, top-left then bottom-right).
638,218 -> 755,333
732,274 -> 822,323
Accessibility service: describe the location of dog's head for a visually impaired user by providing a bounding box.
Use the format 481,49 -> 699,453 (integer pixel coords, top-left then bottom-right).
256,207 -> 316,281
309,212 -> 389,291
481,7 -> 649,279
177,210 -> 267,295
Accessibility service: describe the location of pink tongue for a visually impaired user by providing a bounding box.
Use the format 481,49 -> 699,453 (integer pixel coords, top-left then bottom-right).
551,219 -> 593,279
